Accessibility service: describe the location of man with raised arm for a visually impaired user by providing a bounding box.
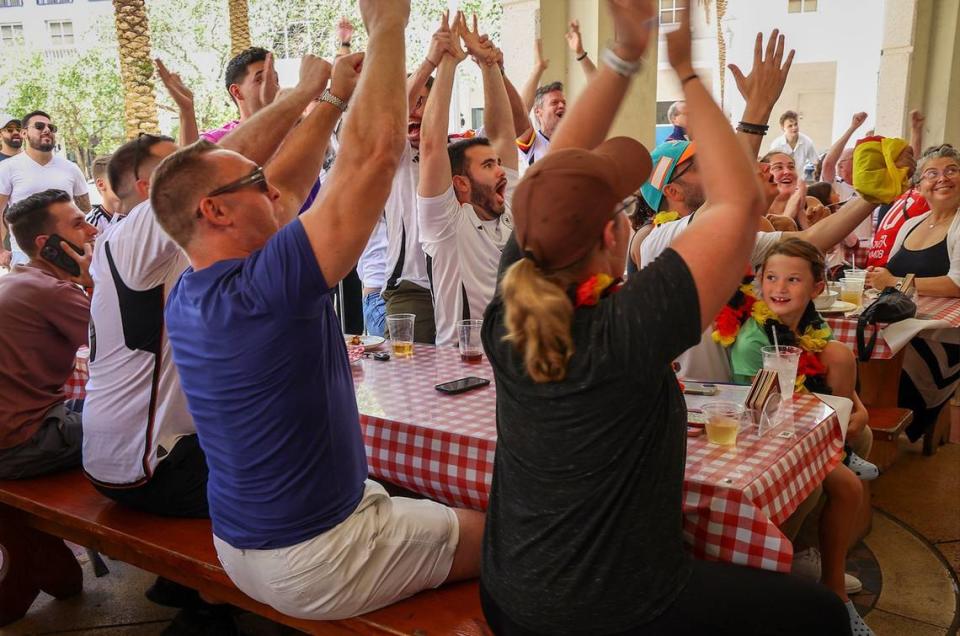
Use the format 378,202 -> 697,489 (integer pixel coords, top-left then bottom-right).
418,13 -> 520,347
152,2 -> 484,620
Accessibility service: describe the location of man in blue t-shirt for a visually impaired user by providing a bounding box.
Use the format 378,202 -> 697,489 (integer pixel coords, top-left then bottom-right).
151,1 -> 483,621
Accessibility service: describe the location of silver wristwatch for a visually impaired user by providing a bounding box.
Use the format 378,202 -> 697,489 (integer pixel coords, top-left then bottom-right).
320,89 -> 348,113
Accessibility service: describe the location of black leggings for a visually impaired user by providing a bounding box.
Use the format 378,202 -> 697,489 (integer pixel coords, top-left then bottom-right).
480,559 -> 851,636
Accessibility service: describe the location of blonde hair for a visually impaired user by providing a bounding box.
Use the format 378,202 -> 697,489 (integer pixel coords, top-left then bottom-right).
501,258 -> 581,383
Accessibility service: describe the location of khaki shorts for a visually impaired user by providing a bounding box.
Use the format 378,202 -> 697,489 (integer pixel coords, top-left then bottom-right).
213,480 -> 459,620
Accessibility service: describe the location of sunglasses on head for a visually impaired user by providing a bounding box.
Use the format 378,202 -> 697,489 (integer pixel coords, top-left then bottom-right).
31,121 -> 57,133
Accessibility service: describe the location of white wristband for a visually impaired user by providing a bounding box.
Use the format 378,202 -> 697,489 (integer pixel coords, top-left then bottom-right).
601,47 -> 642,77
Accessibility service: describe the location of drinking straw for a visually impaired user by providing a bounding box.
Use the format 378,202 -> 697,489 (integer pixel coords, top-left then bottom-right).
772,328 -> 781,359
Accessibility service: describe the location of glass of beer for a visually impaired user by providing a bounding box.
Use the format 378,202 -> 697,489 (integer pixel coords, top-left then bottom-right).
839,277 -> 865,307
701,402 -> 744,447
458,319 -> 484,362
386,314 -> 415,357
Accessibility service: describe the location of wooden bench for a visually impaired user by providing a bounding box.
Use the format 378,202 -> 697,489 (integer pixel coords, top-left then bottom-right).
868,406 -> 914,472
0,470 -> 488,635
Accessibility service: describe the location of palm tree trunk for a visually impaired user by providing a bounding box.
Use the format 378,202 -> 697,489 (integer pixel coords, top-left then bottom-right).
699,0 -> 728,109
112,0 -> 160,139
228,0 -> 251,57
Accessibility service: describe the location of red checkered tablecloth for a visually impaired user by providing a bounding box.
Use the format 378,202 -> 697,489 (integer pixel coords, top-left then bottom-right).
355,345 -> 844,572
64,346 -> 89,401
827,296 -> 960,359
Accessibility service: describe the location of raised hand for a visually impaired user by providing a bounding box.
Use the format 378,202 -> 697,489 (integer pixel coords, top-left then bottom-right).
335,16 -> 354,44
458,12 -> 496,65
534,37 -> 549,71
358,0 -> 410,31
445,11 -> 468,63
665,0 -> 693,75
565,20 -> 584,56
851,112 -> 867,129
606,0 -> 658,61
910,109 -> 925,131
330,52 -> 364,102
259,52 -> 280,107
427,11 -> 458,66
61,240 -> 94,288
728,29 -> 795,112
297,54 -> 333,99
154,58 -> 194,113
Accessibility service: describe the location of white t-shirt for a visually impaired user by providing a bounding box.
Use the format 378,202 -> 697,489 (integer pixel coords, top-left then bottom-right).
417,168 -> 518,347
358,215 -> 388,291
0,153 -> 88,263
768,132 -> 820,171
82,200 -> 194,486
830,182 -> 873,241
641,215 -> 782,381
383,143 -> 431,293
518,130 -> 550,172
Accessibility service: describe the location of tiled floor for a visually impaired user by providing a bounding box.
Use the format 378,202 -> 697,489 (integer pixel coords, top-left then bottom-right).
2,439 -> 958,635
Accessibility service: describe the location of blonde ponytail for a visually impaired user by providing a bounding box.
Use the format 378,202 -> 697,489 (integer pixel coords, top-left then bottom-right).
501,258 -> 577,383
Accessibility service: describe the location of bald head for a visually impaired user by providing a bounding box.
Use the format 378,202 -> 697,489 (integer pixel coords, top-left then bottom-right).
837,147 -> 855,185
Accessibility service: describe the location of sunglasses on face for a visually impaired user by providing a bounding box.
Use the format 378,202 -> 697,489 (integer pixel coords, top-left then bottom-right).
31,122 -> 57,133
208,166 -> 269,197
3,125 -> 20,133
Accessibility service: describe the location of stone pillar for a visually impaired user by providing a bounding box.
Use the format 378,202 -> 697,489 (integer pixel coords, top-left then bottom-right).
501,0 -> 658,148
876,0 -> 960,145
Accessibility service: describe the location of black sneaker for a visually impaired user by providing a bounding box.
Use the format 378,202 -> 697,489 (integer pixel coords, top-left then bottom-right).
161,605 -> 238,636
145,576 -> 202,609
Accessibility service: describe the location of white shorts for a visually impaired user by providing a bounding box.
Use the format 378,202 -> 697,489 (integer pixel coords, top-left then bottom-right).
213,480 -> 459,620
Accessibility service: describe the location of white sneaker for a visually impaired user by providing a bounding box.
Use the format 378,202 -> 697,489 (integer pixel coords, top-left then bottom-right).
847,452 -> 880,481
846,600 -> 875,635
792,547 -> 863,594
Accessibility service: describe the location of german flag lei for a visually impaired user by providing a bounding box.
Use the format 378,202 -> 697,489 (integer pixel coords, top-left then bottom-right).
712,273 -> 832,394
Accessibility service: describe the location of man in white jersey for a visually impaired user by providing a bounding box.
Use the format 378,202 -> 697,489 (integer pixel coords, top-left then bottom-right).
515,82 -> 564,169
82,56 -> 346,514
0,110 -> 90,266
418,14 -> 519,347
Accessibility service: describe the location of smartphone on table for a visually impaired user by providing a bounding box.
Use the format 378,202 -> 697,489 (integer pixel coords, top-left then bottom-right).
435,376 -> 490,395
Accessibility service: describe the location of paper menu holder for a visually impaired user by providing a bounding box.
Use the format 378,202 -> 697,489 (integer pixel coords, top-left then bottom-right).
746,369 -> 788,436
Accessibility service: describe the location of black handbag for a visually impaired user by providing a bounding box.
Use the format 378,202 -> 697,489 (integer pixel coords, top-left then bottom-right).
855,287 -> 917,361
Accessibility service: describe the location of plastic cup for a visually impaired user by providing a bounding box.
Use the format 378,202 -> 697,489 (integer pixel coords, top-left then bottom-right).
844,269 -> 867,280
702,402 -> 745,447
761,345 -> 802,398
458,319 -> 484,363
386,314 -> 415,357
839,277 -> 865,306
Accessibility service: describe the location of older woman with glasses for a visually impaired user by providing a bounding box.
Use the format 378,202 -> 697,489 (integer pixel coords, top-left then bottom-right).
866,144 -> 960,443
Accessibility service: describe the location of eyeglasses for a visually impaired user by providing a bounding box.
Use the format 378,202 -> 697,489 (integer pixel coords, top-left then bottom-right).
670,159 -> 695,183
3,124 -> 20,133
196,166 -> 270,219
920,166 -> 960,182
207,166 -> 269,198
31,122 -> 57,133
613,193 -> 640,218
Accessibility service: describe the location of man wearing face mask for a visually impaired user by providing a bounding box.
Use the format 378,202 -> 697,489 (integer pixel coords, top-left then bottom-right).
0,111 -> 90,267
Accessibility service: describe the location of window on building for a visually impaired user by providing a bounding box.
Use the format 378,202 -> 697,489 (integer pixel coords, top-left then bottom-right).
47,19 -> 74,46
0,0 -> 24,8
659,0 -> 683,25
0,22 -> 23,45
788,0 -> 818,13
37,0 -> 74,4
471,107 -> 484,131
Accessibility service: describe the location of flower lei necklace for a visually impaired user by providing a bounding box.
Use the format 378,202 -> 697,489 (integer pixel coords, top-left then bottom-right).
713,273 -> 832,394
652,211 -> 681,227
572,273 -> 622,307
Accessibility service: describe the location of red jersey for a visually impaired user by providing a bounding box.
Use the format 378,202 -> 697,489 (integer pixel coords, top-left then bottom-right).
866,189 -> 930,268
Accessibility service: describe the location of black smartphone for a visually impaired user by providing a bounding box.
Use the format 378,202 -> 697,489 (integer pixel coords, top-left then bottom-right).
435,376 -> 490,395
41,234 -> 83,277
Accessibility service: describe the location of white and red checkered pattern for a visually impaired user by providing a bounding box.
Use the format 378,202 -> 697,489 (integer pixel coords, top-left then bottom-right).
827,296 -> 960,360
64,346 -> 89,401
356,345 -> 844,572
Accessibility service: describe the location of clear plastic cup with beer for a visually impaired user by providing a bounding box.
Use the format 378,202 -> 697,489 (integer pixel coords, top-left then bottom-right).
386,314 -> 416,357
701,402 -> 745,447
458,319 -> 484,363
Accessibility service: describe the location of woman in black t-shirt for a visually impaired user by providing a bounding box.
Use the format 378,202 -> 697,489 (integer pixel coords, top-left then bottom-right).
478,3 -> 851,635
